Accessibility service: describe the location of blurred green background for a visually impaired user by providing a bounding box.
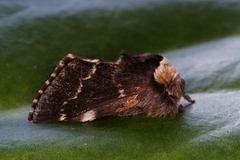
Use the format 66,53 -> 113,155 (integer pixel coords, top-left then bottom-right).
1,1 -> 240,159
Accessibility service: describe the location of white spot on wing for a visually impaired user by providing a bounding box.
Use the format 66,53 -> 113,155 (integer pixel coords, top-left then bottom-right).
59,114 -> 67,121
118,89 -> 126,98
38,90 -> 43,94
70,95 -> 78,100
81,110 -> 96,122
77,82 -> 83,93
62,101 -> 68,105
33,99 -> 38,103
51,73 -> 56,77
82,65 -> 97,80
61,82 -> 82,106
58,61 -> 64,68
83,58 -> 100,63
67,54 -> 76,59
91,65 -> 97,74
45,80 -> 50,85
82,75 -> 91,80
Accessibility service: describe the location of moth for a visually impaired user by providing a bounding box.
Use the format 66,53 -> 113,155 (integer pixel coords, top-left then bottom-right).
28,51 -> 195,123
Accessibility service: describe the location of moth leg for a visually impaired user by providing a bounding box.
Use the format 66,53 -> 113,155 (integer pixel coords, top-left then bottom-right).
183,94 -> 195,104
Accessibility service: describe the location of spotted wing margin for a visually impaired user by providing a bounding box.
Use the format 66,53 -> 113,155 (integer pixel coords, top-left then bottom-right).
28,54 -> 142,123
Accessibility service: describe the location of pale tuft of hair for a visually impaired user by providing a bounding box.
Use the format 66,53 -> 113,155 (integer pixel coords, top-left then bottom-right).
154,58 -> 179,84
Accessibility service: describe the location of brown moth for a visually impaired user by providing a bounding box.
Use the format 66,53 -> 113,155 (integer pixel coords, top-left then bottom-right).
28,51 -> 195,123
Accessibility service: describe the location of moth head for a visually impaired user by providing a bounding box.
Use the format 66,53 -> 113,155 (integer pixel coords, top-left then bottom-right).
154,57 -> 185,103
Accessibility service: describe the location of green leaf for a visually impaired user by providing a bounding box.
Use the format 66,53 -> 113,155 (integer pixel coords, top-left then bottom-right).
1,1 -> 240,159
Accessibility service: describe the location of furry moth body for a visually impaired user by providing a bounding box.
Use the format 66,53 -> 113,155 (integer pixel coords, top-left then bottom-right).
28,51 -> 195,123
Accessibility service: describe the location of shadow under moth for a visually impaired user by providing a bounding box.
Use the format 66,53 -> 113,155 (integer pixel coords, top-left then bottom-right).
28,51 -> 195,123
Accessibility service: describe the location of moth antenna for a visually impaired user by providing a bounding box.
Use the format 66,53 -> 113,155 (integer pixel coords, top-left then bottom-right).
154,57 -> 178,84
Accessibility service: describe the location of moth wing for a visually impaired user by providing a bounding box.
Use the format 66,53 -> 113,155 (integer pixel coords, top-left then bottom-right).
65,93 -> 141,122
28,54 -> 98,122
28,54 -> 142,123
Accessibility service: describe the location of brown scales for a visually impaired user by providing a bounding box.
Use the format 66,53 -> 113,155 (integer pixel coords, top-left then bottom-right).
28,52 -> 195,123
